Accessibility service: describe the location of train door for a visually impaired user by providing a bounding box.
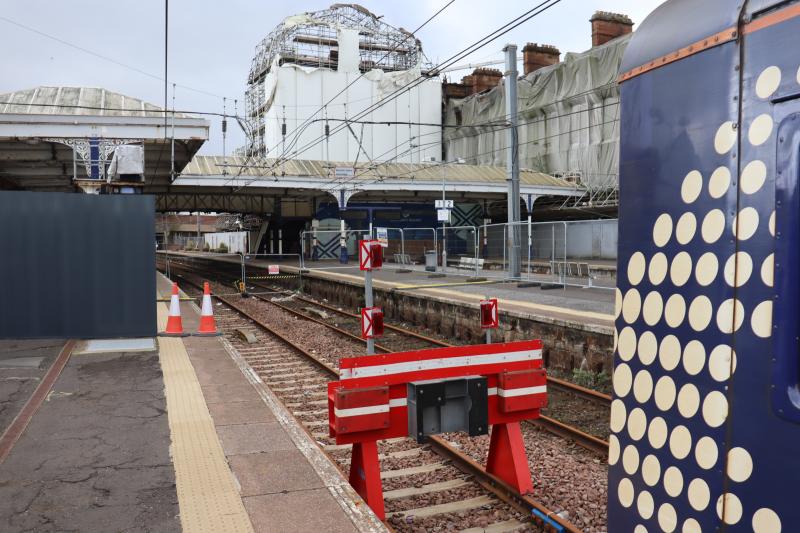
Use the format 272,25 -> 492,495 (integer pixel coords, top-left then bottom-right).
720,9 -> 800,529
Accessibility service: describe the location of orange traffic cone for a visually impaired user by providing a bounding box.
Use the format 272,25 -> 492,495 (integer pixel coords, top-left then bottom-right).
195,282 -> 221,336
160,282 -> 187,337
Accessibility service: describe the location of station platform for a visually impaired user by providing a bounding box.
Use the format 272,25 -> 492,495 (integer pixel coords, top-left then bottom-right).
163,252 -> 615,333
0,275 -> 386,533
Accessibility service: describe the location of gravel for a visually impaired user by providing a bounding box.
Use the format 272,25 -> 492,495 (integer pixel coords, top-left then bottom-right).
443,424 -> 608,532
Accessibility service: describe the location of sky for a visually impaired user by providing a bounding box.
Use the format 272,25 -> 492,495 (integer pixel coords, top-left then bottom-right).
0,0 -> 664,154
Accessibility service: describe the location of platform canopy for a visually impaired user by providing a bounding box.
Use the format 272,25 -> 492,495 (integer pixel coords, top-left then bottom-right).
157,154 -> 581,212
0,86 -> 209,191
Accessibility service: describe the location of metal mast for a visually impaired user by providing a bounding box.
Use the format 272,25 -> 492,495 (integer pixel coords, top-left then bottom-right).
503,44 -> 521,278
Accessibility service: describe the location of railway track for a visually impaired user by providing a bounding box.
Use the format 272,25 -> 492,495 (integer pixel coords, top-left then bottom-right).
163,257 -> 611,454
172,272 -> 583,532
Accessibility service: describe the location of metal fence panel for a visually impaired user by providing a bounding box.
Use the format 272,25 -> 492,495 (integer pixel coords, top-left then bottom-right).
0,191 -> 156,339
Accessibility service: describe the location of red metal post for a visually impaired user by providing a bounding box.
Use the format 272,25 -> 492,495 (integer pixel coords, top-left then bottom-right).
348,440 -> 385,520
486,422 -> 534,494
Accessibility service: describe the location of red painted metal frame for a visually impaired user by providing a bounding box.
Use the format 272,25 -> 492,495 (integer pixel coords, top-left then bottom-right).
328,340 -> 547,515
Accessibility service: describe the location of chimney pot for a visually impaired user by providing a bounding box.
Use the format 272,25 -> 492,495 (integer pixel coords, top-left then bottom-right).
522,43 -> 561,75
590,11 -> 633,47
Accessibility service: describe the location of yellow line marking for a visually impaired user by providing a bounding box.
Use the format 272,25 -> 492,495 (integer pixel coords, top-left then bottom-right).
157,303 -> 254,533
394,280 -> 497,289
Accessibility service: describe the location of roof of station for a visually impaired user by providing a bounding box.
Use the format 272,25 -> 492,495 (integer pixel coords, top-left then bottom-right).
0,86 -> 190,118
0,86 -> 208,191
182,155 -> 571,189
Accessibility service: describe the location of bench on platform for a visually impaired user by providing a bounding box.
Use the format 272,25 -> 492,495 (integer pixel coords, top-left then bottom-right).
455,257 -> 485,272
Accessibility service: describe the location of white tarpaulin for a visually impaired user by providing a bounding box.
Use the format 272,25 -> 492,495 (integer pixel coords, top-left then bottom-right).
444,35 -> 630,189
108,144 -> 144,180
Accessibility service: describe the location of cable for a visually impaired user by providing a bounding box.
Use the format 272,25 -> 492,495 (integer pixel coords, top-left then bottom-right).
255,0 -> 560,175
0,100 -> 240,119
272,0 -> 565,177
0,14 -> 234,101
236,114 -> 619,206
322,94 -> 619,191
320,115 -> 620,194
245,0 -> 456,159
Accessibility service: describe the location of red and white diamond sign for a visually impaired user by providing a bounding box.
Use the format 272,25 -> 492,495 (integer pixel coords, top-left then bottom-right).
361,307 -> 384,339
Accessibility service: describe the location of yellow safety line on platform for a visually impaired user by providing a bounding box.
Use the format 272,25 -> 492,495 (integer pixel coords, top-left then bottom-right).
394,280 -> 498,290
304,268 -> 613,325
156,303 -> 254,533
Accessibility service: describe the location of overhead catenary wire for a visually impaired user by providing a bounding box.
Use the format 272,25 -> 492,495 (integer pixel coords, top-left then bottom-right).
316,94 -> 619,192
247,0 -> 562,186
235,114 -> 620,207
231,0 -> 458,189
0,14 -> 234,101
262,0 -> 566,186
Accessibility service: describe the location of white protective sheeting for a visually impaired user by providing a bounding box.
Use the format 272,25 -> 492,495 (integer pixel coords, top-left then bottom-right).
444,36 -> 630,189
263,64 -> 441,164
204,232 -> 248,254
108,145 -> 144,179
336,28 -> 361,73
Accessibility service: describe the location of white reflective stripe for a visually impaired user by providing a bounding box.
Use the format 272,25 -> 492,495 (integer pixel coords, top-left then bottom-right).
201,294 -> 213,315
497,385 -> 547,398
488,387 -> 498,396
334,404 -> 389,418
334,397 -> 407,418
169,295 -> 181,316
340,349 -> 541,380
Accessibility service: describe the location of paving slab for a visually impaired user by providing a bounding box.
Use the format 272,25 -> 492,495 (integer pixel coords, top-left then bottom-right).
217,422 -> 297,455
243,489 -> 360,533
229,449 -> 327,496
208,400 -> 278,426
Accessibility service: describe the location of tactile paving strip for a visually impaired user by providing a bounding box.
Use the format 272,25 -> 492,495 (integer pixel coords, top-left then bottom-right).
157,303 -> 254,533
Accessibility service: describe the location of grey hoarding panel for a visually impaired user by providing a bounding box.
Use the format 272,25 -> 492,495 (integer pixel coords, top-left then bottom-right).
0,191 -> 156,339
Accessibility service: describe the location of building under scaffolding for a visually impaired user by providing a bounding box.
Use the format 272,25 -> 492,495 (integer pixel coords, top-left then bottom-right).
244,4 -> 441,165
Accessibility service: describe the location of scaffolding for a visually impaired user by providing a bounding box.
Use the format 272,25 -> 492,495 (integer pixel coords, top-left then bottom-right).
244,3 -> 425,158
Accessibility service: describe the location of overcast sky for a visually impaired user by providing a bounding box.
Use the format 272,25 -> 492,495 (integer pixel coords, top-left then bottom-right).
0,0 -> 663,154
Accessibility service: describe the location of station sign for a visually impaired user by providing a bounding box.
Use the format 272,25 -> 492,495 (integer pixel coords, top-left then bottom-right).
435,199 -> 454,209
268,265 -> 280,275
360,307 -> 384,339
334,167 -> 355,179
375,227 -> 389,248
359,240 -> 383,271
480,298 -> 499,329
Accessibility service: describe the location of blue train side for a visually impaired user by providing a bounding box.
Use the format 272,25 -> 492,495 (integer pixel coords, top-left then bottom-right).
611,1 -> 799,531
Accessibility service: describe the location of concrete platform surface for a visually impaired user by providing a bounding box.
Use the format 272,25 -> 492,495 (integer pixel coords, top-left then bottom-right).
0,340 -> 66,437
0,346 -> 179,532
156,273 -> 386,533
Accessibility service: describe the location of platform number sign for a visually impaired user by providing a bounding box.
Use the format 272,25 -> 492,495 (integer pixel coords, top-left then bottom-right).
359,240 -> 383,271
480,298 -> 498,329
360,307 -> 384,339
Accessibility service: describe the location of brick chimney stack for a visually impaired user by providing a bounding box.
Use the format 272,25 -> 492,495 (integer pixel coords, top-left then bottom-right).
522,43 -> 560,75
466,68 -> 503,94
590,11 -> 633,46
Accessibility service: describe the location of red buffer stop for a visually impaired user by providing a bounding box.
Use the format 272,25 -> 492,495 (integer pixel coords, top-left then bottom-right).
328,340 -> 547,520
